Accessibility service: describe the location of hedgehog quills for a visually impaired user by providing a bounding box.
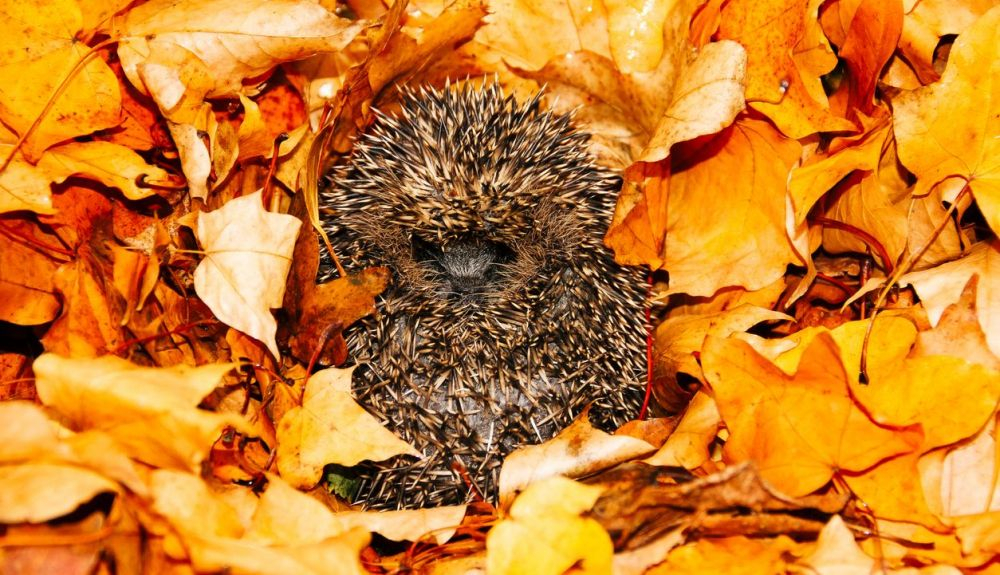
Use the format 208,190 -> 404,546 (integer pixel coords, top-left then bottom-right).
319,83 -> 646,509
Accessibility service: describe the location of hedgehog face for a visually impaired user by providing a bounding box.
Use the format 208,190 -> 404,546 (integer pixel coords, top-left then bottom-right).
319,83 -> 645,509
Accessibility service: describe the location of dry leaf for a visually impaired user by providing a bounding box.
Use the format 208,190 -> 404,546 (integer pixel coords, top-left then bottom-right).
703,333 -> 922,497
194,190 -> 302,358
33,353 -> 244,471
0,462 -> 119,523
893,6 -> 1000,232
276,366 -> 420,489
0,0 -> 121,159
498,412 -> 655,507
487,476 -> 612,575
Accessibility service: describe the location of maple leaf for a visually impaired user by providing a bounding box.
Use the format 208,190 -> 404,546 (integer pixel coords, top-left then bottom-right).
193,190 -> 302,358
702,333 -> 922,497
487,477 -> 612,575
893,6 -> 1000,233
717,0 -> 854,138
0,0 -> 121,160
275,366 -> 420,489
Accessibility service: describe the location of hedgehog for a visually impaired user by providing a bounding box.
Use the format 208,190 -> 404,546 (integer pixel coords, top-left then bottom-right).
318,82 -> 646,509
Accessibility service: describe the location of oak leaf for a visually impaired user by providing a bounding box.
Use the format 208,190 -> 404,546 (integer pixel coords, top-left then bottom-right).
194,190 -> 302,358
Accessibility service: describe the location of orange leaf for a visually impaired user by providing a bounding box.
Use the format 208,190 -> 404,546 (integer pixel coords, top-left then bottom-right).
893,6 -> 1000,233
0,0 -> 121,160
655,118 -> 802,296
703,333 -> 922,497
838,0 -> 903,116
718,0 -> 854,138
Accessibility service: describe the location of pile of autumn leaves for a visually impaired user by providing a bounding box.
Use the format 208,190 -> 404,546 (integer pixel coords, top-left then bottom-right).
0,0 -> 999,573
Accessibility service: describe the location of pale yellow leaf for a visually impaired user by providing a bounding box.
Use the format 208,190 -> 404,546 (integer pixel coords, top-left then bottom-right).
194,190 -> 302,358
276,366 -> 420,489
0,462 -> 118,523
33,353 -> 244,471
498,412 -> 654,507
639,40 -> 747,162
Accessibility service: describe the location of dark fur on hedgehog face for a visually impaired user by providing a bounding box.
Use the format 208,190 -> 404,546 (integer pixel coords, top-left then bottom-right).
319,84 -> 645,509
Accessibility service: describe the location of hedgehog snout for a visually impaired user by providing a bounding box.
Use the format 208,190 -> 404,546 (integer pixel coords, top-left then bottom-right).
412,236 -> 515,293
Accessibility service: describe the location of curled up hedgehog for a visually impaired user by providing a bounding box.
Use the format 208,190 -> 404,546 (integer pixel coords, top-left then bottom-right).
318,82 -> 646,509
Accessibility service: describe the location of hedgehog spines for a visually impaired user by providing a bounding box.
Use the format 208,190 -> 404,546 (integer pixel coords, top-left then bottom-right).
319,81 -> 645,509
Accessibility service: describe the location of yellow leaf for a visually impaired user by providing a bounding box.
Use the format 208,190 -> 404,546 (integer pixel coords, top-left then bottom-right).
39,141 -> 171,201
0,0 -> 121,159
638,40 -> 747,162
0,462 -> 118,523
151,469 -> 370,575
249,476 -> 466,545
644,391 -> 721,469
487,476 -> 612,575
651,535 -> 799,575
799,515 -> 876,574
895,240 -> 1000,358
194,190 -> 302,358
660,118 -> 802,295
893,6 -> 1000,234
718,0 -> 854,138
275,366 -> 420,489
33,353 -> 243,471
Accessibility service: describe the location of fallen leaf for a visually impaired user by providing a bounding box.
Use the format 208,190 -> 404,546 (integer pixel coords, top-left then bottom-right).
194,190 -> 302,358
150,469 -> 372,575
644,391 -> 721,469
653,118 -> 803,295
838,0 -> 903,116
116,0 -> 362,123
703,333 -> 922,497
798,515 -> 876,574
0,0 -> 121,159
487,476 -> 612,575
0,462 -> 118,523
40,141 -> 170,201
650,535 -> 798,575
893,6 -> 1000,233
718,0 -> 854,138
894,240 -> 1000,358
0,218 -> 63,325
249,474 -> 466,545
498,411 -> 655,508
276,366 -> 420,489
913,276 -> 1000,370
638,40 -> 747,162
33,353 -> 244,471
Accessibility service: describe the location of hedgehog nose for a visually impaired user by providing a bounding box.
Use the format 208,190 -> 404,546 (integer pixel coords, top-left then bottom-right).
413,237 -> 514,292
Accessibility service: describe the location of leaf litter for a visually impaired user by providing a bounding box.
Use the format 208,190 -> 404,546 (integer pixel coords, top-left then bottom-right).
0,0 -> 998,573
